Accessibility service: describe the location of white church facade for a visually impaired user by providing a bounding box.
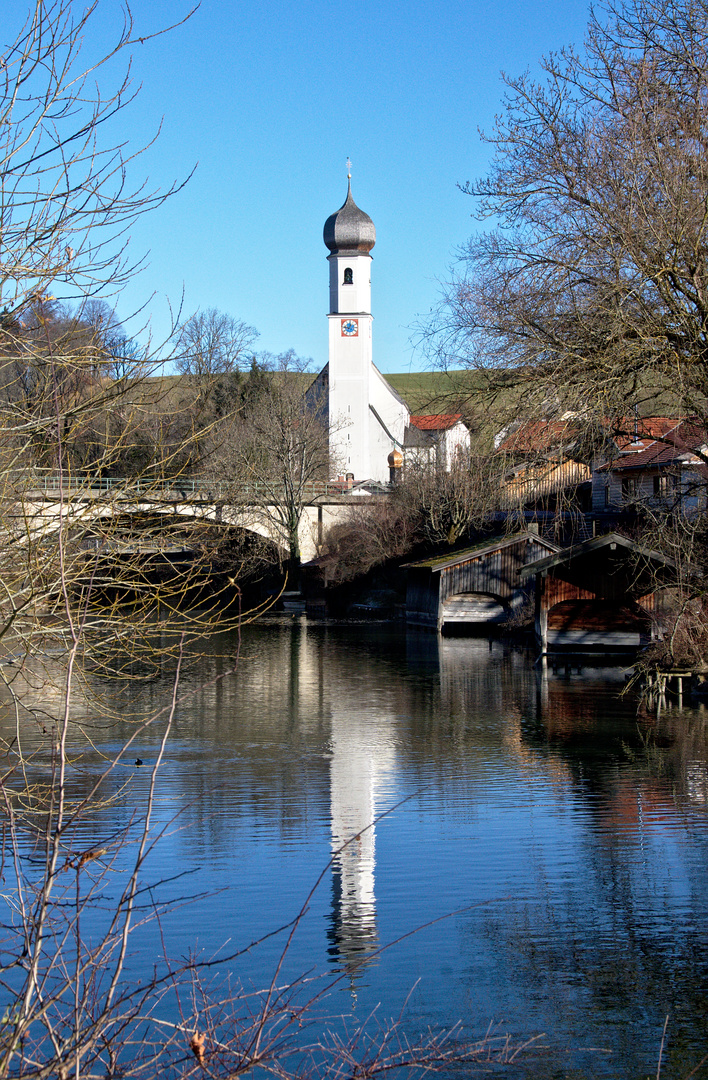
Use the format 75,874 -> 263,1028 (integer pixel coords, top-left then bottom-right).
314,175 -> 470,485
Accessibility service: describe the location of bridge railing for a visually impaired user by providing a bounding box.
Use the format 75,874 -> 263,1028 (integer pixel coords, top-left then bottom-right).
19,474 -> 382,500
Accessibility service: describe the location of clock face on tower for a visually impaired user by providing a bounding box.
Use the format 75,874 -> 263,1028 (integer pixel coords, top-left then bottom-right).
341,319 -> 358,337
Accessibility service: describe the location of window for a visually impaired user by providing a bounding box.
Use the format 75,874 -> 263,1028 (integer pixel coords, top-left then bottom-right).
604,485 -> 611,508
621,476 -> 639,501
653,473 -> 675,499
343,267 -> 353,285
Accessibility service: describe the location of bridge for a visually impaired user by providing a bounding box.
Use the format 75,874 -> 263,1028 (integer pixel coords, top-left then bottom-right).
16,474 -> 386,562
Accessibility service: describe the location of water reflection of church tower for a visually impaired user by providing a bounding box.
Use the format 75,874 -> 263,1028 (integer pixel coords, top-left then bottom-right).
275,622 -> 398,979
328,699 -> 396,979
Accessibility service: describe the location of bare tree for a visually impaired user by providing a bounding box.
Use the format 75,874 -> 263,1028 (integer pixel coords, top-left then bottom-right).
321,454 -> 504,585
0,0 -> 204,481
322,497 -> 419,583
0,5 -> 250,1075
175,308 -> 259,379
399,455 -> 503,547
0,1 -> 194,318
101,329 -> 144,382
173,309 -> 261,465
427,0 -> 708,440
215,351 -> 332,588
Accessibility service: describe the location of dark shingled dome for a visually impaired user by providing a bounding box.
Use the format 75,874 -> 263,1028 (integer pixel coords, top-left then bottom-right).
323,181 -> 376,255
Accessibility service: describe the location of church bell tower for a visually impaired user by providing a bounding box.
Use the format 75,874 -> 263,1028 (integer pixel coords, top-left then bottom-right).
323,163 -> 376,479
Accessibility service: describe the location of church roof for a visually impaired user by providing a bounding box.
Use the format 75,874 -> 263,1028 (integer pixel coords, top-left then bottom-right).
373,363 -> 408,409
323,180 -> 376,255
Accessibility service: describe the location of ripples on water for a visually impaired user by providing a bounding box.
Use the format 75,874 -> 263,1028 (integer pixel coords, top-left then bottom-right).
6,618 -> 708,1079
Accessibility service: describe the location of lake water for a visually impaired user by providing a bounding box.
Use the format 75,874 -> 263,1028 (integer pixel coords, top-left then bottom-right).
10,617 -> 708,1078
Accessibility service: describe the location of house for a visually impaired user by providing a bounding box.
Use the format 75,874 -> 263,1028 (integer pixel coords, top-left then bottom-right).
591,417 -> 708,515
402,414 -> 470,472
494,414 -> 708,518
494,419 -> 592,511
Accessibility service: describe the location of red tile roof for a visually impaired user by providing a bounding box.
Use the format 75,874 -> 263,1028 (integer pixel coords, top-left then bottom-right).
497,420 -> 578,453
603,419 -> 708,471
409,414 -> 462,431
496,415 -> 707,463
611,417 -> 680,452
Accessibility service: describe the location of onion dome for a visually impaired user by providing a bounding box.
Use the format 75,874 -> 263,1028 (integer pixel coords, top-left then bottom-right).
323,180 -> 376,255
387,449 -> 403,469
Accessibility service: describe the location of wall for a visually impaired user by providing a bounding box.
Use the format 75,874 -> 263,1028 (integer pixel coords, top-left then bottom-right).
369,366 -> 409,484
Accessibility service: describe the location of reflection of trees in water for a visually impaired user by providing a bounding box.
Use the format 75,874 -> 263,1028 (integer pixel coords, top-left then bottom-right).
472,886 -> 708,1077
104,623 -> 333,851
0,645 -> 94,740
390,635 -> 708,1075
523,665 -> 708,815
395,634 -> 543,805
83,620 -> 402,977
467,667 -> 708,1078
373,634 -> 708,1076
468,803 -> 708,1077
0,643 -> 158,857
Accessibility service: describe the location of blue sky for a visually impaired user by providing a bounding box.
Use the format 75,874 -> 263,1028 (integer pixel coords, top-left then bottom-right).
8,0 -> 593,372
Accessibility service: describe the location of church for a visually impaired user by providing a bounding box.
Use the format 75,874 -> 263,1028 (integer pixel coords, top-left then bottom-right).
312,172 -> 470,485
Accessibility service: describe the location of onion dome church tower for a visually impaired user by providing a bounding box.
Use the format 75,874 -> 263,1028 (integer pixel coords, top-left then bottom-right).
323,163 -> 409,483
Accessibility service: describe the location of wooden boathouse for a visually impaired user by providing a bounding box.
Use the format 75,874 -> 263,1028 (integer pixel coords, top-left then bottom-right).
403,532 -> 559,630
519,532 -> 679,653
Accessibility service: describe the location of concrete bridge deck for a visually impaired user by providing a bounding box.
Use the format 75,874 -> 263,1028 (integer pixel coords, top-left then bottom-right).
16,474 -> 387,562
23,474 -> 382,500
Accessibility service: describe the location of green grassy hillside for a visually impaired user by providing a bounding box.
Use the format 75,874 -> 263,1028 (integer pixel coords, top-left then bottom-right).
384,370 -> 474,414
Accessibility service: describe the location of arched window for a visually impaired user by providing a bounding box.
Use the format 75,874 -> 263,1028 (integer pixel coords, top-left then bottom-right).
343,267 -> 353,285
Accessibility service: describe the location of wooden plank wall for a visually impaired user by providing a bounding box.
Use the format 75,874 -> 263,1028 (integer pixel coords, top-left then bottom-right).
502,460 -> 590,508
438,537 -> 549,605
405,568 -> 440,624
543,576 -> 657,612
545,578 -> 595,607
406,536 -> 552,626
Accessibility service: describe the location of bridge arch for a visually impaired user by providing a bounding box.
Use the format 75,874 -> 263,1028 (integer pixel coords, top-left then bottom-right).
61,506 -> 288,574
67,503 -> 290,558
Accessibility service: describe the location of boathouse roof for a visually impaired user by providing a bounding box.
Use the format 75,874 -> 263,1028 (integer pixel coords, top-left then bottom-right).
519,532 -> 679,597
402,531 -> 559,573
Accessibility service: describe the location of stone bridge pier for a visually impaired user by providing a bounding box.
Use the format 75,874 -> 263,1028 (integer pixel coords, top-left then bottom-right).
220,499 -> 364,562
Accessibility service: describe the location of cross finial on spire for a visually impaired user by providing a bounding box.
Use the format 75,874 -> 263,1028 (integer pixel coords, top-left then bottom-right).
346,157 -> 352,180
